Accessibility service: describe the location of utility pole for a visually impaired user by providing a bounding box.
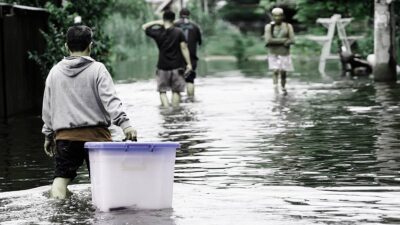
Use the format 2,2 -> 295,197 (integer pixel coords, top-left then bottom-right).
373,0 -> 397,81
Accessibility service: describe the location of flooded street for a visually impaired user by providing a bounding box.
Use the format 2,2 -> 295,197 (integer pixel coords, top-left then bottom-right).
1,59 -> 400,224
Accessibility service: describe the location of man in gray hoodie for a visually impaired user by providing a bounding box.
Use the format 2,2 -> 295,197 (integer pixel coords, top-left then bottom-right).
42,25 -> 137,199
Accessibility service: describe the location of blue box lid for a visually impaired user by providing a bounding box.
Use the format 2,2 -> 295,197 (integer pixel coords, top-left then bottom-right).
84,142 -> 180,151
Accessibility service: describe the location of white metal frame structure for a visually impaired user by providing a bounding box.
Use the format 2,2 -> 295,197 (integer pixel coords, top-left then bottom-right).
307,14 -> 363,75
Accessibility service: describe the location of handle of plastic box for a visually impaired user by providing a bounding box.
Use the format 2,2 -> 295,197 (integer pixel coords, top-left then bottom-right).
126,144 -> 155,152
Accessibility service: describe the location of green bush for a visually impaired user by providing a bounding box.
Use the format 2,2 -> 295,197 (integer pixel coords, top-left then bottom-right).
295,0 -> 374,25
290,35 -> 323,56
202,21 -> 240,56
186,1 -> 218,36
3,0 -> 112,78
219,2 -> 265,22
104,0 -> 157,62
105,13 -> 156,62
355,31 -> 374,58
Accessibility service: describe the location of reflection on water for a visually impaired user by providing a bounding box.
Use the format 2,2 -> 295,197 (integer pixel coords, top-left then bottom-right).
153,77 -> 400,188
0,115 -> 57,191
113,56 -> 328,82
1,59 -> 400,224
1,184 -> 399,225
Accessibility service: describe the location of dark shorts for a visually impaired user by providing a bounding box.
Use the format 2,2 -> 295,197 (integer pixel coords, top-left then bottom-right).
185,62 -> 197,83
54,140 -> 89,180
156,68 -> 186,92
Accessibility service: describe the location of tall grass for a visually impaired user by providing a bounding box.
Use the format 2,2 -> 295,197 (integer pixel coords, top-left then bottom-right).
105,1 -> 339,64
105,13 -> 158,62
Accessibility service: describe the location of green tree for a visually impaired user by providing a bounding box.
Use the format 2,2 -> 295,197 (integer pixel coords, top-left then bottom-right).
294,0 -> 373,24
187,0 -> 218,36
294,0 -> 400,58
3,0 -> 112,77
104,0 -> 156,62
219,0 -> 265,23
110,0 -> 152,18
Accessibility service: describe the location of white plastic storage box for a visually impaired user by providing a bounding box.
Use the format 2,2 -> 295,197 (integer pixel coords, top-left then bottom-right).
84,142 -> 180,212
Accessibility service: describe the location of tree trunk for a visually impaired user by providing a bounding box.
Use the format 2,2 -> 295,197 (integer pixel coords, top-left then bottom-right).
204,0 -> 209,14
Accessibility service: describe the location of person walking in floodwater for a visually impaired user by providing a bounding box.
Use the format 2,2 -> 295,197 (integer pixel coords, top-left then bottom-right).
143,10 -> 192,107
42,25 -> 137,199
174,8 -> 202,98
264,7 -> 295,94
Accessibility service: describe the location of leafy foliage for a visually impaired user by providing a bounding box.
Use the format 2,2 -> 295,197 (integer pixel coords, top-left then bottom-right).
104,0 -> 156,62
186,1 -> 218,36
293,0 -> 400,58
294,0 -> 374,24
110,0 -> 152,18
219,0 -> 265,22
3,0 -> 112,78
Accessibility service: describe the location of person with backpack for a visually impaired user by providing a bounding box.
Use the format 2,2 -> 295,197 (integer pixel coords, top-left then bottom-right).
264,7 -> 295,94
174,8 -> 202,98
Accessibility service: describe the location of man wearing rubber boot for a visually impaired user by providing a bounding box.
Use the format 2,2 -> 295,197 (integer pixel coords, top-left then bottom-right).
174,8 -> 202,98
42,25 -> 137,199
264,7 -> 295,94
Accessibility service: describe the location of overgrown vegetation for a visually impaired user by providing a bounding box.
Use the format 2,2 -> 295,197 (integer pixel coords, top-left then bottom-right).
219,0 -> 265,23
236,0 -> 398,59
3,0 -> 399,68
185,1 -> 266,62
105,0 -> 156,62
295,0 -> 375,58
3,0 -> 112,77
294,0 -> 374,25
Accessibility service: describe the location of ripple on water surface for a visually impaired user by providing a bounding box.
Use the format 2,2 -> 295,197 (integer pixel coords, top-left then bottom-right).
116,77 -> 400,188
1,68 -> 400,224
1,184 -> 400,225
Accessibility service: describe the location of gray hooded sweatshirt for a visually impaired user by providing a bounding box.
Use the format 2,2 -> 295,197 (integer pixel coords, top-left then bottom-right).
42,56 -> 131,138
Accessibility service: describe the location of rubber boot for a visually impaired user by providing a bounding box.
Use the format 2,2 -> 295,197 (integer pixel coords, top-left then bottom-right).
159,92 -> 170,107
186,83 -> 195,98
171,92 -> 181,107
50,177 -> 71,199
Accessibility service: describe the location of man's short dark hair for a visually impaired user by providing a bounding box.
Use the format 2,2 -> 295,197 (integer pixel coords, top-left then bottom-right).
163,10 -> 175,22
179,8 -> 190,18
66,25 -> 93,52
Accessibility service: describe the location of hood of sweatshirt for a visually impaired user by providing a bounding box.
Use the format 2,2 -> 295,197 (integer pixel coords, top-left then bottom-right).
57,56 -> 95,77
